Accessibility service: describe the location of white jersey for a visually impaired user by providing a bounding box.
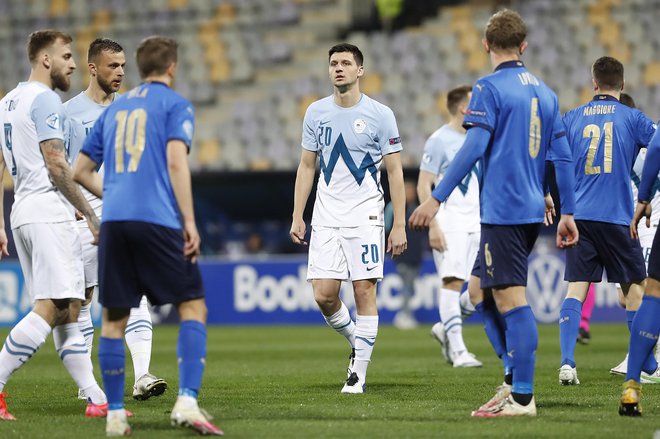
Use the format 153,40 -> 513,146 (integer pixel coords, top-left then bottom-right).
64,91 -> 110,217
421,124 -> 480,232
632,148 -> 660,226
0,81 -> 74,228
302,94 -> 402,227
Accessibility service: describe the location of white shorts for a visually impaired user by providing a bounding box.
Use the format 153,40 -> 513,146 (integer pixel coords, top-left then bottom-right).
432,230 -> 480,281
77,220 -> 98,288
639,224 -> 656,269
13,222 -> 85,302
307,225 -> 384,281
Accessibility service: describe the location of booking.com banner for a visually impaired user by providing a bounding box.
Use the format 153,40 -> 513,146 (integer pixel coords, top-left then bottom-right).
0,236 -> 627,326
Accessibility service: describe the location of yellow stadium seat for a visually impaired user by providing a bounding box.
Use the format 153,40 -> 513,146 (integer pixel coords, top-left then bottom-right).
92,10 -> 113,32
215,3 -> 236,26
643,62 -> 660,86
579,85 -> 594,105
361,72 -> 382,95
435,93 -> 450,119
197,139 -> 221,166
587,4 -> 610,27
598,22 -> 620,48
608,43 -> 630,64
458,30 -> 480,54
249,158 -> 272,171
168,0 -> 188,10
210,60 -> 231,83
466,49 -> 487,73
49,0 -> 69,17
298,95 -> 319,119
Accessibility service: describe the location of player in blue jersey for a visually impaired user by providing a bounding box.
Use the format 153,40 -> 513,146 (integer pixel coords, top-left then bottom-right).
0,30 -> 110,422
290,43 -> 407,394
621,124 -> 660,415
73,36 -> 222,436
410,9 -> 579,417
66,38 -> 167,403
558,57 -> 657,386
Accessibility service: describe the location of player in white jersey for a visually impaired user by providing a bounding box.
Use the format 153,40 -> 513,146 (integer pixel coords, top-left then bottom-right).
290,43 -> 407,394
418,85 -> 482,368
0,30 -> 108,421
65,38 -> 167,401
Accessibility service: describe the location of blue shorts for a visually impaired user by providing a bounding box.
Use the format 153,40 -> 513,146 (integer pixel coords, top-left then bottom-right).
564,220 -> 646,284
475,223 -> 541,289
98,221 -> 204,308
646,226 -> 660,281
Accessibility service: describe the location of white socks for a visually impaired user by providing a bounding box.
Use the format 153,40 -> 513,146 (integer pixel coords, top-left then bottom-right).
460,289 -> 476,318
440,288 -> 467,356
78,301 -> 94,358
0,312 -> 51,392
53,322 -> 107,404
323,302 -> 355,348
353,315 -> 378,382
125,296 -> 153,382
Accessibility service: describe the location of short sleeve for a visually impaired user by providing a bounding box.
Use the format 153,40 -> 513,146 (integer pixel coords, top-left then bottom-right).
301,106 -> 318,152
81,113 -> 105,165
419,135 -> 445,175
379,107 -> 402,155
548,108 -> 572,163
30,91 -> 65,142
463,80 -> 497,133
166,99 -> 195,150
635,110 -> 657,147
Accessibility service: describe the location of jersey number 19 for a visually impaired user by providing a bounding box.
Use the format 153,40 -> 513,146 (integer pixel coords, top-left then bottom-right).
114,109 -> 147,173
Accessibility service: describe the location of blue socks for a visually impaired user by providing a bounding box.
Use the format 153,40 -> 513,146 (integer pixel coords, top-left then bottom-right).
177,320 -> 207,398
625,309 -> 657,374
98,337 -> 125,410
476,298 -> 511,376
559,298 -> 582,368
504,305 -> 538,396
626,310 -> 636,332
626,297 -> 660,381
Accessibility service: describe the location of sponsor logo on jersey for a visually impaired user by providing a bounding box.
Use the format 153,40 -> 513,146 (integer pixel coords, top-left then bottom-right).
466,109 -> 487,117
389,136 -> 401,145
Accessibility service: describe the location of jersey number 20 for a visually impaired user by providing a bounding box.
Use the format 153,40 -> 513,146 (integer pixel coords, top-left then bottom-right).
114,109 -> 147,173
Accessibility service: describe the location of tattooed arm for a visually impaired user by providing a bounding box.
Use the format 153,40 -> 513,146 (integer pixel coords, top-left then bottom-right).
40,138 -> 100,242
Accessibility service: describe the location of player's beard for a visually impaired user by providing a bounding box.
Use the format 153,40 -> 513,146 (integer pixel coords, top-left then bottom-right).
51,69 -> 70,92
97,75 -> 120,96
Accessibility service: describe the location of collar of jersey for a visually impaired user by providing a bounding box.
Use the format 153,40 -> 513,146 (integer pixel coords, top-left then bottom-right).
494,60 -> 525,71
592,94 -> 619,102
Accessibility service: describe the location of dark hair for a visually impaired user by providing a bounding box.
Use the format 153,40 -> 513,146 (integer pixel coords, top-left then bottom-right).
136,36 -> 178,79
88,38 -> 123,63
447,85 -> 472,115
619,92 -> 635,108
485,9 -> 527,51
328,43 -> 363,66
27,29 -> 72,63
592,56 -> 624,91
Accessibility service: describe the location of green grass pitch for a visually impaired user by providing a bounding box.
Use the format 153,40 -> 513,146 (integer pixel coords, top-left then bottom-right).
0,324 -> 659,438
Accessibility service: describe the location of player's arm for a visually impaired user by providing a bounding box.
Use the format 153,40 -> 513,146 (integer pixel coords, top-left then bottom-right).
0,153 -> 9,258
384,151 -> 407,256
417,170 -> 446,251
167,139 -> 200,262
632,128 -> 660,238
40,138 -> 100,241
73,153 -> 103,198
290,149 -> 316,245
549,112 -> 578,248
410,127 -> 490,230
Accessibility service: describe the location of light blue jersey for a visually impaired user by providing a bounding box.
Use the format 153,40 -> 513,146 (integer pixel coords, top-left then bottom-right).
421,124 -> 480,232
302,94 -> 402,227
64,92 -> 113,214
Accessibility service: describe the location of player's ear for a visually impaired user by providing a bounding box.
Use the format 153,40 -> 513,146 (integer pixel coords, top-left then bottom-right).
42,52 -> 51,69
357,64 -> 364,78
482,38 -> 490,54
166,61 -> 176,78
88,63 -> 96,77
592,78 -> 598,92
519,41 -> 528,56
621,79 -> 625,92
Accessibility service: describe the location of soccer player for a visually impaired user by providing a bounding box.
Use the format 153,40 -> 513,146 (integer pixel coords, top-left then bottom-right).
73,36 -> 222,436
290,43 -> 407,394
0,30 -> 108,420
65,37 -> 167,401
558,58 -> 656,386
620,119 -> 660,416
418,85 -> 482,368
409,9 -> 578,417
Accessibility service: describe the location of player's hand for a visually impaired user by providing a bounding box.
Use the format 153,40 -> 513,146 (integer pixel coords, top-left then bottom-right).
409,197 -> 441,230
544,193 -> 556,226
75,209 -> 84,221
183,219 -> 201,263
290,217 -> 308,245
387,224 -> 407,257
556,214 -> 579,249
428,222 -> 447,252
85,214 -> 100,245
0,229 -> 9,260
631,201 -> 652,239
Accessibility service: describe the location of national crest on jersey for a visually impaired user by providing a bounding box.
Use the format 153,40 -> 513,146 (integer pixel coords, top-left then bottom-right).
302,94 -> 402,227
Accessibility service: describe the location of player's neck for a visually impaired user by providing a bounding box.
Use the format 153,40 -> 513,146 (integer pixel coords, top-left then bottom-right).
28,70 -> 54,90
84,84 -> 115,106
144,74 -> 172,87
448,117 -> 465,134
490,52 -> 521,71
594,90 -> 621,100
333,86 -> 361,108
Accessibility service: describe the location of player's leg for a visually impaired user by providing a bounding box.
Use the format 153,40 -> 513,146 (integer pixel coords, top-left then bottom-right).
126,296 -> 167,400
558,281 -> 590,384
77,220 -> 98,360
313,279 -> 354,347
621,282 -> 659,380
578,284 -> 595,344
430,248 -> 452,363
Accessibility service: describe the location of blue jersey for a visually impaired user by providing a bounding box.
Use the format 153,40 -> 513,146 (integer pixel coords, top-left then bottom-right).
81,82 -> 195,229
639,129 -> 660,202
462,61 -> 571,225
563,95 -> 656,225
